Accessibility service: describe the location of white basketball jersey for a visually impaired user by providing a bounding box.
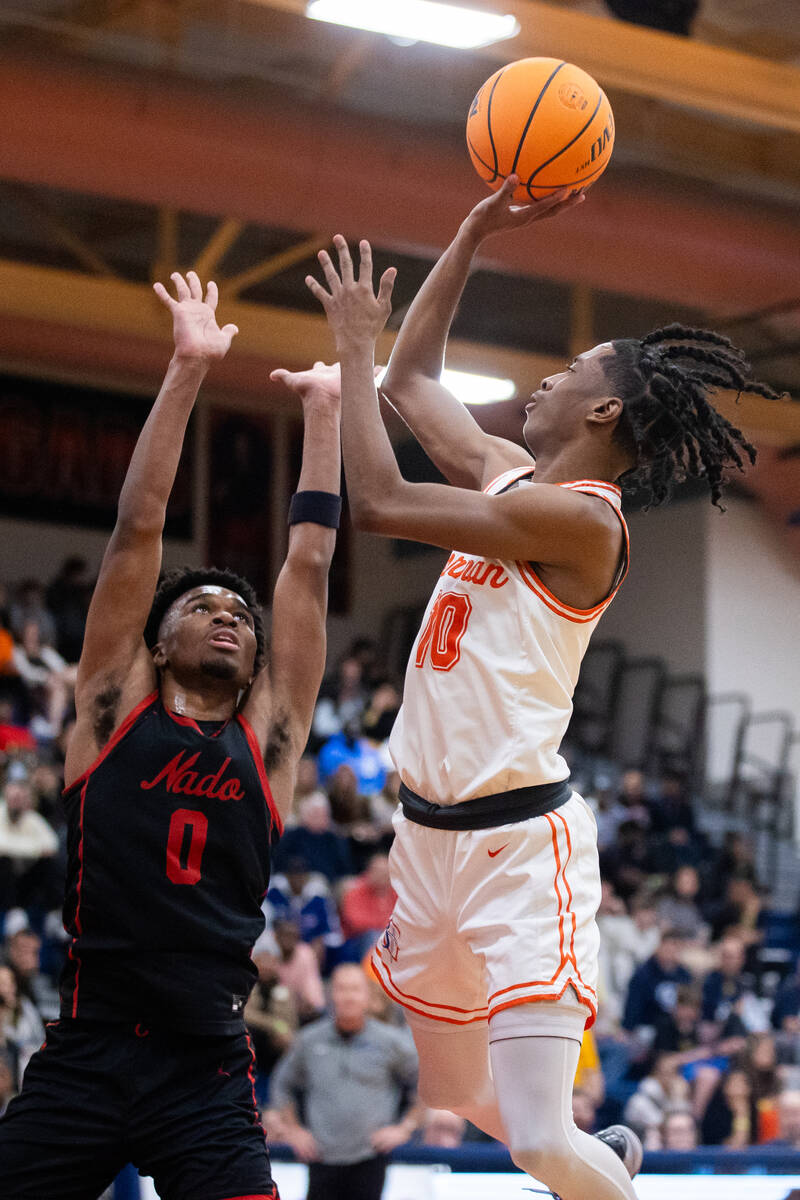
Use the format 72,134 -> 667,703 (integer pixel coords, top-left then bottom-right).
389,467 -> 629,805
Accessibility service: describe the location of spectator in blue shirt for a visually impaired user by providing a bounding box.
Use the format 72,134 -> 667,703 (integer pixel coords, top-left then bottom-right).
318,717 -> 386,796
622,930 -> 693,1033
273,793 -> 353,883
263,857 -> 344,967
702,935 -> 751,1025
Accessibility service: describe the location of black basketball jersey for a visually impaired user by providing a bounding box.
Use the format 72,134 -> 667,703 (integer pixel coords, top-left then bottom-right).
59,692 -> 282,1035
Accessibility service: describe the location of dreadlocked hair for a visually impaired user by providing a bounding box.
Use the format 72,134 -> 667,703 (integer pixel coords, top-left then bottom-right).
605,322 -> 783,508
144,566 -> 266,670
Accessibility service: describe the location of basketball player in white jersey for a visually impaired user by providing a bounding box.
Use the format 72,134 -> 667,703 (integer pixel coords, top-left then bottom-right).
272,175 -> 776,1200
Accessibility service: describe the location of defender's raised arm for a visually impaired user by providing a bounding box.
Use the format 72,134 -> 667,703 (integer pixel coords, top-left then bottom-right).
67,273 -> 237,784
251,362 -> 342,823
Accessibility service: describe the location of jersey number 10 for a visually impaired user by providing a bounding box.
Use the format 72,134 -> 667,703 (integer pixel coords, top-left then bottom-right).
415,592 -> 472,672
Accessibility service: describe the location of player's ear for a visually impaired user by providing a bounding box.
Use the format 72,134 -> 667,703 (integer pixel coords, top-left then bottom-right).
587,394 -> 623,428
151,642 -> 167,670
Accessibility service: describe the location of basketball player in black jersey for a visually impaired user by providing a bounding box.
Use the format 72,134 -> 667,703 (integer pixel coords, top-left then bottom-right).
0,271 -> 342,1200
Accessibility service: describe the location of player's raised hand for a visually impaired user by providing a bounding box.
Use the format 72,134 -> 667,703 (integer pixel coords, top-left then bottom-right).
270,360 -> 342,407
305,237 -> 396,353
464,174 -> 586,243
153,271 -> 239,362
271,360 -> 385,406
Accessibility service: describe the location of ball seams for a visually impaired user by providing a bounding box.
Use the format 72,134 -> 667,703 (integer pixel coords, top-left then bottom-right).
510,60 -> 568,178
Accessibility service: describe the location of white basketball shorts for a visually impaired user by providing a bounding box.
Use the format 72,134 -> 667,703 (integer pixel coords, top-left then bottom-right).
371,791 -> 601,1029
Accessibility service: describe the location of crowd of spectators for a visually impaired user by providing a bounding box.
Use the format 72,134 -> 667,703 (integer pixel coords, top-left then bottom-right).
3,566 -> 800,1170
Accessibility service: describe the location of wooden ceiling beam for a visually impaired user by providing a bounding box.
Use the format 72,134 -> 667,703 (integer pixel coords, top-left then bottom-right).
1,49 -> 798,315
191,218 -> 245,280
219,234 -> 329,299
0,258 -> 794,446
256,0 -> 800,131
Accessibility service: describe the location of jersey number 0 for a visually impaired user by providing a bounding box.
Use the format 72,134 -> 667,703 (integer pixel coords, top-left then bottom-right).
166,808 -> 209,885
415,592 -> 472,672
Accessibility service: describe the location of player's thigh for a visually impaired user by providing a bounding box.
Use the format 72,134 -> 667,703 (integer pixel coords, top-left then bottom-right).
407,1013 -> 493,1109
0,1023 -> 126,1200
132,1031 -> 277,1200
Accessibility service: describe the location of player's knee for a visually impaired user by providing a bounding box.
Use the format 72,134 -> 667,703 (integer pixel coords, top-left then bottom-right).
509,1135 -> 573,1186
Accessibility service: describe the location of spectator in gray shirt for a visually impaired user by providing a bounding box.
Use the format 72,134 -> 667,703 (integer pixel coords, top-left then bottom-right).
272,963 -> 420,1200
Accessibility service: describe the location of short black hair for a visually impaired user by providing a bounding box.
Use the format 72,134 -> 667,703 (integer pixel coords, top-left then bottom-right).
144,566 -> 266,670
603,323 -> 784,508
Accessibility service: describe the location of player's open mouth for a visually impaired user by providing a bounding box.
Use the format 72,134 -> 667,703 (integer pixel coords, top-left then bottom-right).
208,632 -> 239,650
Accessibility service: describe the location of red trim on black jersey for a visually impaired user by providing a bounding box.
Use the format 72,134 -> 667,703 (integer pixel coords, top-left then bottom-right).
218,1194 -> 278,1199
244,1030 -> 267,1134
236,714 -> 284,838
164,706 -> 231,738
64,690 -> 160,796
67,778 -> 89,1017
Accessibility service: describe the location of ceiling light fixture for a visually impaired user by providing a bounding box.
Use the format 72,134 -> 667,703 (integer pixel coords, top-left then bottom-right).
306,0 -> 520,50
441,368 -> 516,405
375,366 -> 516,406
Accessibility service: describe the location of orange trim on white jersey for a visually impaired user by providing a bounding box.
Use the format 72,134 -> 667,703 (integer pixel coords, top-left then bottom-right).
514,481 -> 629,623
488,977 -> 597,1027
373,945 -> 489,1016
372,949 -> 597,1029
560,478 -> 622,499
482,465 -> 536,495
370,948 -> 489,1025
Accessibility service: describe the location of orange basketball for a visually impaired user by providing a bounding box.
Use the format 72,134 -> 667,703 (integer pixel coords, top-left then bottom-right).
466,58 -> 614,201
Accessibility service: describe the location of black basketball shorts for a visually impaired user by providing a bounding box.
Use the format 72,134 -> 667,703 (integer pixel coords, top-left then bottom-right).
0,1018 -> 279,1200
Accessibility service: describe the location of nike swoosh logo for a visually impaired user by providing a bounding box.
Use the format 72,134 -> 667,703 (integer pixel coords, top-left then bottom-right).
488,843 -> 509,858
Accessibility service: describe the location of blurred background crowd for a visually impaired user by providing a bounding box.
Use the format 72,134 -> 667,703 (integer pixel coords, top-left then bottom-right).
3,563 -> 800,1163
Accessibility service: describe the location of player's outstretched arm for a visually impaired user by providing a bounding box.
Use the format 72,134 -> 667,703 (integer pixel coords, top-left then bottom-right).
67,273 -> 238,783
243,364 -> 341,825
380,175 -> 584,490
307,239 -> 620,593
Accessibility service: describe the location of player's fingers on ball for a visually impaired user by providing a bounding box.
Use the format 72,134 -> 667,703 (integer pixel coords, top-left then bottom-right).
539,188 -> 570,209
541,192 -> 585,221
186,270 -> 203,301
170,272 -> 191,301
357,239 -> 373,285
333,234 -> 354,283
204,280 -> 219,310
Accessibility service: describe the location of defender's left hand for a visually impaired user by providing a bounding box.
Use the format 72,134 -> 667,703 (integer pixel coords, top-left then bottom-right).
306,237 -> 397,353
154,271 -> 239,362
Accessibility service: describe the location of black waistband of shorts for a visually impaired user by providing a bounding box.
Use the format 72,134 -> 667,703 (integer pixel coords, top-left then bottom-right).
399,778 -> 571,831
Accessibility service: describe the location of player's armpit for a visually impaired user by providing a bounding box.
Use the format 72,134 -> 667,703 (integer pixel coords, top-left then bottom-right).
65,642 -> 157,787
354,478 -> 620,573
380,376 -> 531,491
